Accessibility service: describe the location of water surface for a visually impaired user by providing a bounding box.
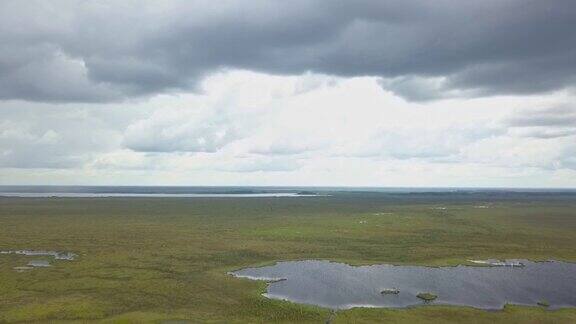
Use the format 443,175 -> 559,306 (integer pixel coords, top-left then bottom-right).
27,260 -> 51,267
1,250 -> 76,271
0,192 -> 322,198
1,250 -> 76,260
231,260 -> 576,310
2,185 -> 575,200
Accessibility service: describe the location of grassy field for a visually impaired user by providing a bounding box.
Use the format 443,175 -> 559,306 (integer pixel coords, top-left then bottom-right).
0,193 -> 575,323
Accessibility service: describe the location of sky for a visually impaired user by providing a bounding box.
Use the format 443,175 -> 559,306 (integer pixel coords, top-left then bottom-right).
1,0 -> 575,187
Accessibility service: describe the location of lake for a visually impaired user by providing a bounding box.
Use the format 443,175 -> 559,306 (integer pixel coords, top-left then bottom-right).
231,260 -> 576,310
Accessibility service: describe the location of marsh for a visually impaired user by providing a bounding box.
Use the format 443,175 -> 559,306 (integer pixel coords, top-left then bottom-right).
1,192 -> 576,322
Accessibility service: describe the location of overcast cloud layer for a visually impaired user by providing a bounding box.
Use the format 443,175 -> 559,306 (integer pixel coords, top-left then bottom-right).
2,0 -> 575,102
1,1 -> 575,187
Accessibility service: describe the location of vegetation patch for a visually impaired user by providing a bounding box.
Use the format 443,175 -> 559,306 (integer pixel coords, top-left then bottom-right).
417,292 -> 438,302
381,288 -> 400,294
538,300 -> 551,307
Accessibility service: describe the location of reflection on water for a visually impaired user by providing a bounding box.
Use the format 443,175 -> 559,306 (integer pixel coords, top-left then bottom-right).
231,260 -> 576,310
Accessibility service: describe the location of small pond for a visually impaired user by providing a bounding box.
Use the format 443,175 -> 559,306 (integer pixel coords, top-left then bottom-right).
231,260 -> 576,310
1,250 -> 77,260
1,250 -> 77,271
27,260 -> 51,267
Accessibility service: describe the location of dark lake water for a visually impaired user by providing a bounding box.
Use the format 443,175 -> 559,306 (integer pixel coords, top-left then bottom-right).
231,260 -> 576,310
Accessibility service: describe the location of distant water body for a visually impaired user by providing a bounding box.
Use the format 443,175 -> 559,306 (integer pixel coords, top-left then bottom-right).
0,192 -> 315,198
0,186 -> 574,198
0,186 -> 326,198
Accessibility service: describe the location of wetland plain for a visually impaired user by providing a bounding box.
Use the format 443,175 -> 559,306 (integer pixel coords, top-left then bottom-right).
1,189 -> 576,322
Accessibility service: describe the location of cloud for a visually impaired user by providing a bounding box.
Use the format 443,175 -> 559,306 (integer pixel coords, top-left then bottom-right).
1,0 -> 575,103
0,46 -> 124,103
121,71 -> 287,153
458,135 -> 575,171
0,109 -> 121,169
123,107 -> 244,153
506,105 -> 576,127
378,76 -> 479,102
378,77 -> 452,102
332,124 -> 503,160
504,105 -> 576,139
249,134 -> 328,156
215,156 -> 301,172
88,150 -> 154,170
509,128 -> 576,139
1,70 -> 575,186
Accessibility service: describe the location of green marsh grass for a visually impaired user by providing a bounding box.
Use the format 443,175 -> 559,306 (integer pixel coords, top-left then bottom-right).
0,195 -> 575,322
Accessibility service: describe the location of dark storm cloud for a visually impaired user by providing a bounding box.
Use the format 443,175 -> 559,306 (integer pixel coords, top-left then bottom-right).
1,0 -> 575,103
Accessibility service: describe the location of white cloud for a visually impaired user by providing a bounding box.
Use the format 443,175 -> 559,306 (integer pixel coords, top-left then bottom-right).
1,70 -> 575,187
215,156 -> 301,173
123,106 -> 244,153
